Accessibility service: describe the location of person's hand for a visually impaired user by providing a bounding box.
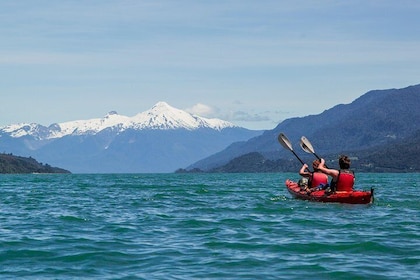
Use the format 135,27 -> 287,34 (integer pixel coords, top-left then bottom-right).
319,158 -> 326,169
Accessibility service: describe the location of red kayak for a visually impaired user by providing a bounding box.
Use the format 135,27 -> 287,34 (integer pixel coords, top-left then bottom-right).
285,179 -> 374,204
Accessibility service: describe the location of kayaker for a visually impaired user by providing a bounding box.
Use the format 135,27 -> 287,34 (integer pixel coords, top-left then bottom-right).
318,155 -> 355,192
299,159 -> 329,191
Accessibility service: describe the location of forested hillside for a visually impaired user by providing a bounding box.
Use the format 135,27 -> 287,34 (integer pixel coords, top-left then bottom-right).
0,153 -> 71,174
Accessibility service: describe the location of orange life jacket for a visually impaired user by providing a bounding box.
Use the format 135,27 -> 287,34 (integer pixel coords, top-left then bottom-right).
335,170 -> 355,192
310,172 -> 328,188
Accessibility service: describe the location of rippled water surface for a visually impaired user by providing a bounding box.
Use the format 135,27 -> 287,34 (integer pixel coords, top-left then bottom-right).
0,173 -> 418,279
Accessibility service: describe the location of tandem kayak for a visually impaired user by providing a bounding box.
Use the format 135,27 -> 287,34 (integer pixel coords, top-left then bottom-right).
285,179 -> 374,204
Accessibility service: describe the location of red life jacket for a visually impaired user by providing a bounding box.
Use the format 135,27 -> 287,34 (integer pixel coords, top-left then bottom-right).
335,170 -> 355,192
310,172 -> 328,188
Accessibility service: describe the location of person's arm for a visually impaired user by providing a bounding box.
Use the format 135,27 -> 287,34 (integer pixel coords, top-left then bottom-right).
318,158 -> 339,178
299,164 -> 310,177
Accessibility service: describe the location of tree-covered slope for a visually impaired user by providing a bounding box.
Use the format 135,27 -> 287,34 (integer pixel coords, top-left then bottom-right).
0,153 -> 71,174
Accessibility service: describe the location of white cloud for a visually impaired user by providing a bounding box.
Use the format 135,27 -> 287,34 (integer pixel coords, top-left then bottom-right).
185,103 -> 217,117
185,104 -> 270,123
230,111 -> 270,122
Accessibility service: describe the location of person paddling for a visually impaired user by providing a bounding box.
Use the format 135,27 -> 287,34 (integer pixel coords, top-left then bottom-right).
299,159 -> 329,191
318,155 -> 355,192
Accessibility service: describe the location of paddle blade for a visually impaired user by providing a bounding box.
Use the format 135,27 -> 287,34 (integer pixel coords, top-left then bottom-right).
300,141 -> 312,154
300,136 -> 315,153
278,133 -> 293,151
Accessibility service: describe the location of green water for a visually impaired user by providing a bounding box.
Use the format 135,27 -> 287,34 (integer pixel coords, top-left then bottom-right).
0,173 -> 418,279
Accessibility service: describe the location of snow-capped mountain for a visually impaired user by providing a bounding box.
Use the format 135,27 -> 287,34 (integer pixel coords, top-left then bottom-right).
130,102 -> 235,131
0,102 -> 261,173
1,102 -> 236,140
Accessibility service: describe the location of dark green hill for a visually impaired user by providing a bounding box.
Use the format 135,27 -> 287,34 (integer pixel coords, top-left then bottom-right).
0,153 -> 71,174
209,152 -> 289,173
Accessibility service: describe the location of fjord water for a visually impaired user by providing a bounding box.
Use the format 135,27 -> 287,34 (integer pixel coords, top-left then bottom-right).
0,173 -> 418,279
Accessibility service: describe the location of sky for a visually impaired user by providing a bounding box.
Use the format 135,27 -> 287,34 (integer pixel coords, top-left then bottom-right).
1,0 -> 419,130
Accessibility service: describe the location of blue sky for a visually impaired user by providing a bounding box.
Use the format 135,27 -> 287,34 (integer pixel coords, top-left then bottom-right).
1,0 -> 419,130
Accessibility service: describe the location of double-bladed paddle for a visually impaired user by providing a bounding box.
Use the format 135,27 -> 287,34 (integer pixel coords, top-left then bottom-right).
277,133 -> 309,171
300,136 -> 328,168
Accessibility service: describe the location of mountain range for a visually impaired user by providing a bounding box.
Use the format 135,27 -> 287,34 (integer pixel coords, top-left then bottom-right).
185,84 -> 420,173
2,84 -> 419,174
0,102 -> 262,173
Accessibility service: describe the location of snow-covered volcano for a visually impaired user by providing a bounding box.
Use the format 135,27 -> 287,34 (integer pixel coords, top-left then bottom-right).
130,102 -> 235,131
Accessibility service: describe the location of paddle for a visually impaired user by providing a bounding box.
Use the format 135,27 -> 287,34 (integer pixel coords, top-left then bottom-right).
300,136 -> 328,168
277,133 -> 308,167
